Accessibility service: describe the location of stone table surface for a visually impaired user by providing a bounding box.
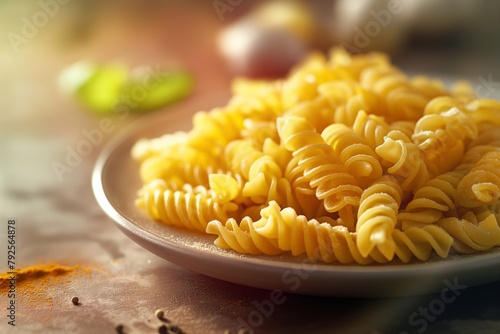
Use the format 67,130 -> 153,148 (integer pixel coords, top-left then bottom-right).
1,1 -> 500,334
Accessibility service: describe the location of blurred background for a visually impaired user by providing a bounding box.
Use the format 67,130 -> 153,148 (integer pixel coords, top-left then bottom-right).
1,0 -> 500,132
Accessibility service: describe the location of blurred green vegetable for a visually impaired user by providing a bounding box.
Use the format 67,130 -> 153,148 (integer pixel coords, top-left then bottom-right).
125,68 -> 193,111
59,62 -> 193,115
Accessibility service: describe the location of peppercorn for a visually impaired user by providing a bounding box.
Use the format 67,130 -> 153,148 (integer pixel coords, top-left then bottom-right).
155,309 -> 165,320
116,324 -> 125,334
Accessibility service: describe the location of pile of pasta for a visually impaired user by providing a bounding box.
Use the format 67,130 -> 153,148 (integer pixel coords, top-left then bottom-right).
132,49 -> 500,264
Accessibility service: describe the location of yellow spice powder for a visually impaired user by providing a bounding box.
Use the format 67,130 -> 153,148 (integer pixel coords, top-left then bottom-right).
0,263 -> 91,306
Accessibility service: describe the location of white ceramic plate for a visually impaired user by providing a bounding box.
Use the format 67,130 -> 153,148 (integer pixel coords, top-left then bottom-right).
92,91 -> 500,298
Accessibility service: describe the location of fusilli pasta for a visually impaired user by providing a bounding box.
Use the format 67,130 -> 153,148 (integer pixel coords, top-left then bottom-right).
277,116 -> 363,223
133,47 -> 500,265
457,151 -> 500,207
322,123 -> 383,187
356,176 -> 403,260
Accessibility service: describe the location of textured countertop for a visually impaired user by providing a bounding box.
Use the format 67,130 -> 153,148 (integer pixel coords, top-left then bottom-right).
1,2 -> 500,334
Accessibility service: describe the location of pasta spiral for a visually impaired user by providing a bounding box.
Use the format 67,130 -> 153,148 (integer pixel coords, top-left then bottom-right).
243,156 -> 297,209
322,123 -> 383,186
458,144 -> 500,171
224,139 -> 298,209
188,107 -> 245,158
318,80 -> 379,127
399,170 -> 466,226
423,96 -> 463,115
284,96 -> 335,133
410,76 -> 449,100
206,216 -> 282,255
137,149 -> 220,185
241,119 -> 279,148
224,139 -> 265,180
437,211 -> 500,253
457,151 -> 500,207
228,78 -> 283,121
465,99 -> 500,125
392,225 -> 453,263
359,65 -> 429,122
356,176 -> 403,260
132,131 -> 188,162
136,180 -> 239,232
277,116 -> 363,215
375,130 -> 431,191
412,107 -> 477,159
281,53 -> 337,110
351,110 -> 390,150
467,122 -> 500,148
284,156 -> 326,217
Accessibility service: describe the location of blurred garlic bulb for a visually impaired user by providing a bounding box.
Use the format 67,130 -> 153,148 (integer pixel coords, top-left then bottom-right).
217,1 -> 316,78
218,19 -> 307,78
